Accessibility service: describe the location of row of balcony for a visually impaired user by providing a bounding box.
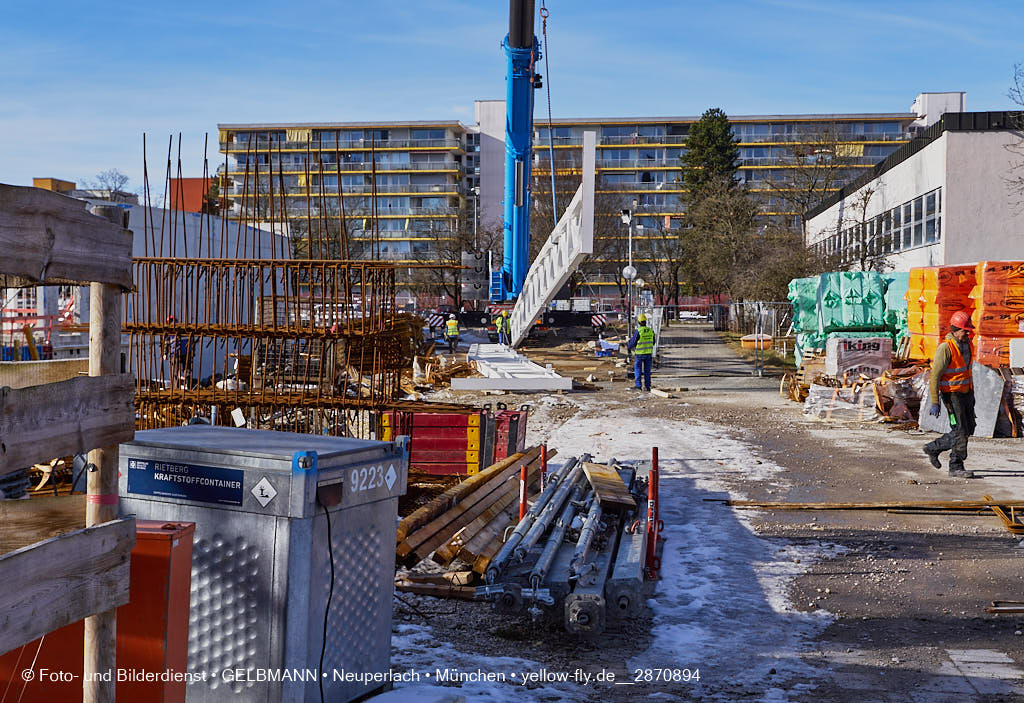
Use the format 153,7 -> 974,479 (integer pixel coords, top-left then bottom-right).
224,184 -> 462,197
225,203 -> 462,216
537,132 -> 909,147
221,138 -> 464,152
227,161 -> 460,174
539,156 -> 881,170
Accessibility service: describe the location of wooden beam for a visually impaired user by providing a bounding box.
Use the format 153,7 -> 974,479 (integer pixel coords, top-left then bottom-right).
0,358 -> 89,389
0,184 -> 132,288
0,518 -> 135,656
582,461 -> 637,510
0,374 -> 135,477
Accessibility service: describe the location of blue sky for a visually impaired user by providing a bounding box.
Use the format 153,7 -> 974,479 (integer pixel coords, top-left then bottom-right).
1,0 -> 1020,191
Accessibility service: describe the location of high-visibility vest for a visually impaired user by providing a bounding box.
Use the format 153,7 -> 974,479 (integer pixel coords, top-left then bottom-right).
938,338 -> 972,393
445,319 -> 459,337
634,325 -> 655,355
494,315 -> 508,333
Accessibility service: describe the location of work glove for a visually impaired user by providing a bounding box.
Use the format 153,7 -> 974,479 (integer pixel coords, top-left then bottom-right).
929,402 -> 941,417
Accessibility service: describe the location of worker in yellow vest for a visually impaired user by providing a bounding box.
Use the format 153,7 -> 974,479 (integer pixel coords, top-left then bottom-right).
444,314 -> 460,354
494,309 -> 510,346
627,313 -> 655,392
923,310 -> 976,478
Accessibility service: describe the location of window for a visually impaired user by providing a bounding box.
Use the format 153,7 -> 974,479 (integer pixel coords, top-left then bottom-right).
603,149 -> 636,161
412,129 -> 446,140
636,125 -> 665,137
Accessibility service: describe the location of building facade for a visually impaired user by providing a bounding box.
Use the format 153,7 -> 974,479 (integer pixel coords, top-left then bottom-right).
217,122 -> 470,265
804,111 -> 1024,271
219,93 -> 967,300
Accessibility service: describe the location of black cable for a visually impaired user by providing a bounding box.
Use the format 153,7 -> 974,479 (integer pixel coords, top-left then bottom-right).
317,494 -> 334,703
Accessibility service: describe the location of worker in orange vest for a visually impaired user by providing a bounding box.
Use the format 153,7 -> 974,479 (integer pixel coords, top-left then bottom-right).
923,310 -> 976,478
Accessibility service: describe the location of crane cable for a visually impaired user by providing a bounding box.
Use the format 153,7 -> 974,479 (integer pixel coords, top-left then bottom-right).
540,1 -> 558,227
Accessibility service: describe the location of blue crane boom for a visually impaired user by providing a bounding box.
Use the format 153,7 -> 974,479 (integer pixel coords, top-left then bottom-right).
500,0 -> 541,300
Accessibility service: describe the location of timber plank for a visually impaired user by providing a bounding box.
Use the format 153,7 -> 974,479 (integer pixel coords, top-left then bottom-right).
582,461 -> 637,509
400,455 -> 543,564
470,516 -> 514,575
397,446 -> 541,552
0,184 -> 133,288
0,518 -> 135,655
433,490 -> 519,566
0,374 -> 135,476
397,450 -> 529,543
0,359 -> 89,390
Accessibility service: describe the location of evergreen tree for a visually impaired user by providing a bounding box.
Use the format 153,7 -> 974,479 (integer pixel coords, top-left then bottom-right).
681,108 -> 740,193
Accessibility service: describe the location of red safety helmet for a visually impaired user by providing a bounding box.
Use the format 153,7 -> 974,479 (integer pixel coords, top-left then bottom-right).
166,315 -> 176,324
949,310 -> 974,330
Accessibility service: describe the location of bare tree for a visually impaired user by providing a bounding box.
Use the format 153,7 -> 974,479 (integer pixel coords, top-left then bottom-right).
1006,62 -> 1024,204
761,126 -> 862,243
93,168 -> 131,193
678,176 -> 760,301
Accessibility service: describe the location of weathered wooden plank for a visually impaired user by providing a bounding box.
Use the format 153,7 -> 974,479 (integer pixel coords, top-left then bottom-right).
582,462 -> 637,509
398,448 -> 543,561
470,516 -> 515,575
0,374 -> 135,476
0,518 -> 135,655
433,490 -> 518,567
395,580 -> 482,601
0,184 -> 133,288
397,450 -> 529,543
0,358 -> 89,390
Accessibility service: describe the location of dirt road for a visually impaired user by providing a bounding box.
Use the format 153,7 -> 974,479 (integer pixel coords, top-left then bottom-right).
391,325 -> 1024,702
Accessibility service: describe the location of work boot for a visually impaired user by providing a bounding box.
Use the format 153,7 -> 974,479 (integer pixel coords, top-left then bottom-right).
948,467 -> 975,479
923,447 -> 942,469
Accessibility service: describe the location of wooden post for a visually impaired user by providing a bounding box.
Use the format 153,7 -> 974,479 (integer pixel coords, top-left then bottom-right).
83,205 -> 127,703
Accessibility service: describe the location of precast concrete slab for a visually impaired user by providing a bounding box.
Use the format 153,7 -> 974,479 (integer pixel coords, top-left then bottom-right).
452,344 -> 573,392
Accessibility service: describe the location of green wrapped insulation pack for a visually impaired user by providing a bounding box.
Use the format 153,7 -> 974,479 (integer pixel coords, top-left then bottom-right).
787,276 -> 820,334
881,271 -> 910,342
816,272 -> 886,332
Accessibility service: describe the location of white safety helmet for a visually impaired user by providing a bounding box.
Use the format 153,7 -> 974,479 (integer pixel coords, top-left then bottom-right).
449,314 -> 456,319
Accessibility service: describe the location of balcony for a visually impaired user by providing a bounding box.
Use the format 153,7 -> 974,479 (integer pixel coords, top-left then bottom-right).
220,138 -> 464,152
735,132 -> 910,144
598,181 -> 684,191
226,161 -> 461,175
738,156 -> 883,167
595,158 -> 679,169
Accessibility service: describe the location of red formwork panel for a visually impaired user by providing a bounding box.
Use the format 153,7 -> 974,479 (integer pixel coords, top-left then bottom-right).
0,521 -> 195,703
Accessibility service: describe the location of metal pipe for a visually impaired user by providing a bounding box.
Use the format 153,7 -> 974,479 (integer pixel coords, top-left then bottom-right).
529,481 -> 583,590
569,495 -> 603,578
513,457 -> 586,562
646,446 -> 660,579
519,462 -> 528,520
486,456 -> 579,584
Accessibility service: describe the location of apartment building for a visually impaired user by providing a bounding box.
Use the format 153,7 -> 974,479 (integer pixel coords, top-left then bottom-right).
219,93 -> 962,298
217,121 -> 470,263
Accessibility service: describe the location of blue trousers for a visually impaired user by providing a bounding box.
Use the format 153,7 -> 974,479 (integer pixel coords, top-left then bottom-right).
634,354 -> 652,390
498,330 -> 509,345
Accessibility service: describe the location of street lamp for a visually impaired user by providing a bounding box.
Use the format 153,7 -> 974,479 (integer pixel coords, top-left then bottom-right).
621,206 -> 635,339
472,185 -> 480,250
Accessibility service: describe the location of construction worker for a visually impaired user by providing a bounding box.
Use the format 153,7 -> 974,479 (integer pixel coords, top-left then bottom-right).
923,310 -> 976,478
627,313 -> 655,392
494,309 -> 510,346
444,313 -> 460,354
161,315 -> 195,389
